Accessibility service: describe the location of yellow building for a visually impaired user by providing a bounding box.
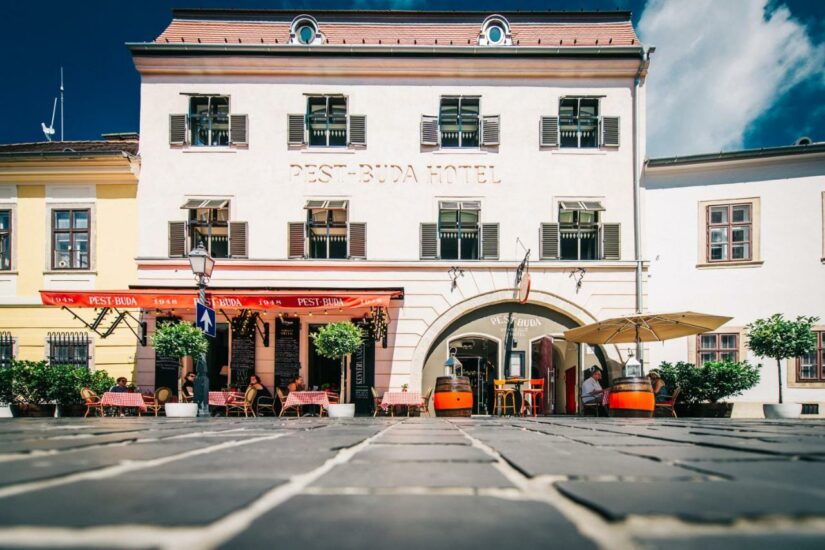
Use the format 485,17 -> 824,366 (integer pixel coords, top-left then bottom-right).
0,135 -> 141,381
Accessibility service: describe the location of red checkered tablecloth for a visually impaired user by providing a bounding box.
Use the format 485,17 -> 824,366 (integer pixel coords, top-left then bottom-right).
209,391 -> 239,406
100,392 -> 147,411
381,391 -> 422,411
283,391 -> 330,411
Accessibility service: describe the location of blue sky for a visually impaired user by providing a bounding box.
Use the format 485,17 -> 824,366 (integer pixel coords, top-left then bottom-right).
1,0 -> 823,157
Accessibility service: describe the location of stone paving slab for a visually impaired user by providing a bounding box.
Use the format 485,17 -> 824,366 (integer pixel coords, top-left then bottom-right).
312,461 -> 514,489
637,533 -> 825,550
375,434 -> 470,445
219,494 -> 598,550
354,444 -> 495,463
616,445 -> 785,462
682,460 -> 825,491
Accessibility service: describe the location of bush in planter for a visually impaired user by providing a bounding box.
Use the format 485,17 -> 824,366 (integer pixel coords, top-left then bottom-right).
657,360 -> 760,411
152,321 -> 209,398
11,360 -> 52,411
310,322 -> 364,404
47,365 -> 116,416
0,365 -> 13,406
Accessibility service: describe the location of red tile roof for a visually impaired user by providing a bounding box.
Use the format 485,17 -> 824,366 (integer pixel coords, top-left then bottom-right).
154,12 -> 639,48
0,140 -> 138,156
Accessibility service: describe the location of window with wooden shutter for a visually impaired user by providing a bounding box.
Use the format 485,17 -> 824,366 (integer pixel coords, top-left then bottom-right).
540,223 -> 559,260
170,114 -> 187,145
229,221 -> 248,258
481,115 -> 500,146
349,222 -> 366,259
481,223 -> 499,259
348,115 -> 367,146
168,221 -> 188,257
420,223 -> 438,259
288,222 -> 306,258
287,114 -> 305,145
230,114 -> 248,146
601,223 -> 620,260
421,115 -> 439,146
602,116 -> 620,147
540,116 -> 559,147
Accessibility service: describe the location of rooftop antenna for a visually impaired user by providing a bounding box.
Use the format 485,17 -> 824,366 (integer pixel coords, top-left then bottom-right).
40,97 -> 57,142
60,67 -> 64,141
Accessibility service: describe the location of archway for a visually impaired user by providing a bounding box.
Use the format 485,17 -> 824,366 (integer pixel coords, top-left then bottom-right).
448,335 -> 499,415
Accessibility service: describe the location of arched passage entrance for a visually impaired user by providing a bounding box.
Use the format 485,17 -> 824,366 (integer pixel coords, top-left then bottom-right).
422,301 -> 611,415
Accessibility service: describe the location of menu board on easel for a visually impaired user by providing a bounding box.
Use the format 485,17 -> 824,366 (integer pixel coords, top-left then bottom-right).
275,317 -> 300,389
351,322 -> 375,415
230,331 -> 256,388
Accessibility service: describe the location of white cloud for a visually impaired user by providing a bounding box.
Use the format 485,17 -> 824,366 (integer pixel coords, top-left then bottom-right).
639,0 -> 825,157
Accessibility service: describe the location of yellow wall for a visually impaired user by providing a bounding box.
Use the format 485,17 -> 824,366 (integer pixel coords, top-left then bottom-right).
96,184 -> 138,289
15,185 -> 45,296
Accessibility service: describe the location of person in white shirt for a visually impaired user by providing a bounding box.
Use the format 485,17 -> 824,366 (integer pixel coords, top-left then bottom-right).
581,368 -> 605,405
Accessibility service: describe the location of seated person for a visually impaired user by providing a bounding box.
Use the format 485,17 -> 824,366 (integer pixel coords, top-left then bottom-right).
248,375 -> 272,408
648,370 -> 671,403
110,377 -> 129,393
286,375 -> 305,394
181,372 -> 196,399
581,368 -> 605,405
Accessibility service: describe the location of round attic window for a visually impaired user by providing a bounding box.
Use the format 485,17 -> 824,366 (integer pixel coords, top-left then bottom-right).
297,23 -> 316,44
486,24 -> 504,44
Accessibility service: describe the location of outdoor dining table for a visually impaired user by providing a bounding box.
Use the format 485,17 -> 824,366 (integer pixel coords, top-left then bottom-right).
100,392 -> 148,414
380,391 -> 423,416
506,378 -> 530,416
208,391 -> 237,407
281,391 -> 330,416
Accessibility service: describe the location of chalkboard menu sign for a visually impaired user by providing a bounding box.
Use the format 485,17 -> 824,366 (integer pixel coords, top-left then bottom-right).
351,322 -> 375,415
231,331 -> 256,388
154,316 -> 181,390
275,317 -> 301,389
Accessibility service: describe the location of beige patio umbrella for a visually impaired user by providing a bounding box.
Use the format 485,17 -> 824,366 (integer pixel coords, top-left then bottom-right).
564,312 -> 732,345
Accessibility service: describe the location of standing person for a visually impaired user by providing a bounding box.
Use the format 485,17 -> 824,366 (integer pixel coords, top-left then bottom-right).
181,372 -> 196,400
110,377 -> 129,393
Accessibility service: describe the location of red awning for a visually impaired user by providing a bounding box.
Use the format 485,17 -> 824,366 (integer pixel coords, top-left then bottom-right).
40,289 -> 402,312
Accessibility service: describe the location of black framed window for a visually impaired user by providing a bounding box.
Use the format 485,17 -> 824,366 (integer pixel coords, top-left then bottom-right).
52,209 -> 89,270
559,97 -> 599,148
47,332 -> 90,369
0,210 -> 10,270
439,202 -> 479,260
189,96 -> 230,146
307,201 -> 348,259
186,200 -> 229,258
307,96 -> 347,147
0,332 -> 13,369
439,97 -> 479,148
559,202 -> 602,260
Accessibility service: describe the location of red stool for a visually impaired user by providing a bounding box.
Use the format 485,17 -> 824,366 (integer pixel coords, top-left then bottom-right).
522,379 -> 546,416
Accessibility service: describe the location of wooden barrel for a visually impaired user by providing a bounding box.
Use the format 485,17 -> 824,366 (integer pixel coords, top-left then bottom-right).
433,376 -> 473,417
608,376 -> 655,418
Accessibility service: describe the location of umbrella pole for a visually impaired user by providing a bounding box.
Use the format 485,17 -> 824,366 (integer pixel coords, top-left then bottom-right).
635,324 -> 643,374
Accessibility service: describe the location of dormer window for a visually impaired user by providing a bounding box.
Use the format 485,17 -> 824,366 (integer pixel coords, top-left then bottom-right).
479,15 -> 511,46
290,15 -> 322,45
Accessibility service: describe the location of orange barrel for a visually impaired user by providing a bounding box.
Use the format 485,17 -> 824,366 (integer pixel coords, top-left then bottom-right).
607,376 -> 655,418
433,376 -> 473,417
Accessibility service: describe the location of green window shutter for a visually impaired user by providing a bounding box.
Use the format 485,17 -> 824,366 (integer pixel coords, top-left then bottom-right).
348,222 -> 366,259
168,221 -> 187,257
287,114 -> 305,145
348,115 -> 367,146
540,116 -> 559,147
421,115 -> 439,146
230,114 -> 248,146
540,223 -> 559,260
481,223 -> 499,259
169,114 -> 187,145
602,223 -> 621,260
229,221 -> 248,258
602,116 -> 620,147
420,223 -> 438,259
288,222 -> 306,258
481,115 -> 500,146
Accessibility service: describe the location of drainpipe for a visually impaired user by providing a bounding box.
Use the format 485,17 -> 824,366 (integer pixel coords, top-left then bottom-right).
632,46 -> 654,365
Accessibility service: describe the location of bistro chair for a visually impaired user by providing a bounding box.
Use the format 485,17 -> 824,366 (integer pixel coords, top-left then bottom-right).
143,387 -> 173,416
226,387 -> 257,417
493,379 -> 517,416
277,388 -> 300,417
371,386 -> 383,417
80,387 -> 103,417
256,394 -> 277,417
655,386 -> 681,418
522,379 -> 545,416
417,387 -> 433,417
580,395 -> 601,417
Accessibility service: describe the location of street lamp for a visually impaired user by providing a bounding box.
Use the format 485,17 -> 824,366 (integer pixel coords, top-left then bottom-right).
189,242 -> 214,418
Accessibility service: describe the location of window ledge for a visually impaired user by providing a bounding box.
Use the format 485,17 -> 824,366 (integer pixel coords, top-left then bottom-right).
181,147 -> 238,154
696,260 -> 764,269
43,270 -> 97,275
432,149 -> 489,155
0,271 -> 18,275
301,148 -> 357,154
551,149 -> 609,155
788,381 -> 825,389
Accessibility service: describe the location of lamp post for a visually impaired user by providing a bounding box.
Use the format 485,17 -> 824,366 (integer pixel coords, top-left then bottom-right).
189,243 -> 215,418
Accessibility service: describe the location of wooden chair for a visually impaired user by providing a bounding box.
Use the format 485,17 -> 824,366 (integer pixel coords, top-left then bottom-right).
277,388 -> 300,417
417,387 -> 433,417
655,386 -> 681,418
226,387 -> 257,417
493,379 -> 517,416
80,387 -> 103,417
371,386 -> 384,417
580,395 -> 602,417
143,387 -> 173,417
522,379 -> 545,416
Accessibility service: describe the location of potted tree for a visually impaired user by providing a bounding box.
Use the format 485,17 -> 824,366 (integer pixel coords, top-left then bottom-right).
152,321 -> 209,417
310,322 -> 364,418
658,360 -> 760,417
746,314 -> 818,419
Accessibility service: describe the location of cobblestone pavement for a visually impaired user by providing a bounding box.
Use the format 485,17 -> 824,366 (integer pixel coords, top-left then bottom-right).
1,416 -> 825,549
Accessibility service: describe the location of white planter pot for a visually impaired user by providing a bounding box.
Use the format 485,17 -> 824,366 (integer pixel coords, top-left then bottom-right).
327,403 -> 356,418
164,403 -> 199,417
763,403 -> 802,419
0,405 -> 13,418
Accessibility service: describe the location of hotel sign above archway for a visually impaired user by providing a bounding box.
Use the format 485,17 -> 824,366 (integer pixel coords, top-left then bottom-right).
290,163 -> 502,185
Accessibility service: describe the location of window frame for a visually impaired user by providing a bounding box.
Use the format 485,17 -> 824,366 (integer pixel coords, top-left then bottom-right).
696,333 -> 739,366
46,333 -> 92,370
0,332 -> 14,369
706,203 -> 752,263
186,200 -> 230,259
438,201 -> 480,260
797,331 -> 825,382
0,208 -> 11,271
51,208 -> 91,271
306,95 -> 348,148
188,95 -> 231,147
306,201 -> 349,259
558,97 -> 600,149
558,202 -> 602,260
438,96 -> 481,149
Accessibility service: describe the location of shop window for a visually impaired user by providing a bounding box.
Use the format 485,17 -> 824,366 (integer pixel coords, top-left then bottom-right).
439,97 -> 479,148
307,200 -> 348,259
797,331 -> 825,382
0,210 -> 10,270
47,332 -> 90,369
697,333 -> 738,366
52,209 -> 90,270
307,96 -> 348,147
559,97 -> 599,148
0,332 -> 13,369
439,201 -> 480,260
